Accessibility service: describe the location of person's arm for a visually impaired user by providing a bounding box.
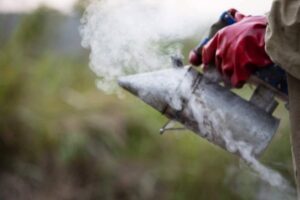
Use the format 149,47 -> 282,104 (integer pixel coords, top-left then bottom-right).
265,0 -> 300,80
266,0 -> 300,195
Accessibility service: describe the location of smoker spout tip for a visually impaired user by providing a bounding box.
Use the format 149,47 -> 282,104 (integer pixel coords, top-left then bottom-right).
117,76 -> 138,96
117,76 -> 129,91
117,77 -> 126,88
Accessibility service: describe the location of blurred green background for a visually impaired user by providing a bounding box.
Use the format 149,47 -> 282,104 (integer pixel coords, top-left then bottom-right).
0,4 -> 295,200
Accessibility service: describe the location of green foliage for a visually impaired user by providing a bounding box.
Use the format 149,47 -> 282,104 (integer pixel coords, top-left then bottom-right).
14,9 -> 46,47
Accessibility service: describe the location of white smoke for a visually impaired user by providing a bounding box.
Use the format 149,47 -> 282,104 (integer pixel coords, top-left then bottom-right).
188,96 -> 296,198
80,0 -> 272,93
80,0 -> 192,92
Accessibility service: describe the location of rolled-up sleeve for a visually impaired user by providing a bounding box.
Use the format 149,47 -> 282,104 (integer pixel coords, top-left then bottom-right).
265,0 -> 300,80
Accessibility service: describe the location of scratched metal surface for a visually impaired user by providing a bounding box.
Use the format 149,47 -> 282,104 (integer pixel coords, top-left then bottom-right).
118,67 -> 280,157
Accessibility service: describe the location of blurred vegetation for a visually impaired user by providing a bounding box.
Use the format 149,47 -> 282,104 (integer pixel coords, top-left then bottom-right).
0,7 -> 295,200
74,0 -> 91,14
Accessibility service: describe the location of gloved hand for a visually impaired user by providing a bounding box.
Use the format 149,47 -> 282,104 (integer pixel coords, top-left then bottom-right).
189,10 -> 273,88
189,8 -> 243,66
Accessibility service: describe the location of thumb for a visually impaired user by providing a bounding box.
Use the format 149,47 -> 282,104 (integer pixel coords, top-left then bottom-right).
189,50 -> 202,66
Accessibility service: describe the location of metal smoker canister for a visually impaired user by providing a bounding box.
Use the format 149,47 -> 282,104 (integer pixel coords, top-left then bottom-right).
118,66 -> 280,157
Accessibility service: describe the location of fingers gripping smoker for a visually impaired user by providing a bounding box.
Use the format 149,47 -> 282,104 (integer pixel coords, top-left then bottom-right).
118,58 -> 285,157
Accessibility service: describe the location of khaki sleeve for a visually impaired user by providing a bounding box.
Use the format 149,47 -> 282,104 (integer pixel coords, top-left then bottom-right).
265,0 -> 300,80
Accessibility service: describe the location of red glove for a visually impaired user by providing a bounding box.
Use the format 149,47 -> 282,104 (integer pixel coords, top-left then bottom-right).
202,15 -> 273,88
189,9 -> 245,67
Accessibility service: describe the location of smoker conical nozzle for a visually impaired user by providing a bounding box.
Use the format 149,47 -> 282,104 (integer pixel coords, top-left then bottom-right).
118,76 -> 139,96
118,67 -> 194,112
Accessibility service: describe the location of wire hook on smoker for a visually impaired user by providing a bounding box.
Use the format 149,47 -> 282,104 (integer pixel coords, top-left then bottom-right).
159,120 -> 186,135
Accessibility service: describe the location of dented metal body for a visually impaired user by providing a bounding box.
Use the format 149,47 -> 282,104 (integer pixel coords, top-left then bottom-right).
118,66 -> 280,157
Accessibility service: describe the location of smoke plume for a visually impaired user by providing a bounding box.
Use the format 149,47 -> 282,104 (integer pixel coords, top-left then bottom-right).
80,0 -> 272,93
